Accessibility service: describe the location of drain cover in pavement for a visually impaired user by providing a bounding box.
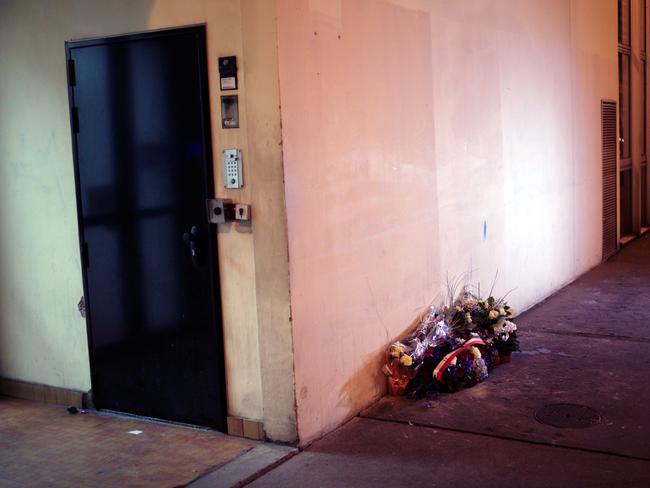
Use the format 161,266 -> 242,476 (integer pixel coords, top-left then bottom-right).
534,403 -> 601,428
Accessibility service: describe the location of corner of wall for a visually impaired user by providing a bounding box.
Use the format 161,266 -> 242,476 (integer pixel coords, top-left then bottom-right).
240,0 -> 297,443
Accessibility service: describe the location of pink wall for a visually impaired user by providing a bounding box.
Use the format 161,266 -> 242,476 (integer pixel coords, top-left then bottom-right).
276,0 -> 616,443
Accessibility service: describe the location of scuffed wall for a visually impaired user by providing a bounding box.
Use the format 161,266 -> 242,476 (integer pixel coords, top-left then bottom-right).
276,0 -> 617,443
0,0 -> 296,441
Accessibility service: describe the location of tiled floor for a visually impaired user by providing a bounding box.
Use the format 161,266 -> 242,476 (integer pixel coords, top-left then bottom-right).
0,396 -> 255,487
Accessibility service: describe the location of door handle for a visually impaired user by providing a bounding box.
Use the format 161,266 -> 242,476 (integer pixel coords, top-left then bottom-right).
182,225 -> 200,267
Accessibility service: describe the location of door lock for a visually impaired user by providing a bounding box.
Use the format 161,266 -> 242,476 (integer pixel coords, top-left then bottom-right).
206,199 -> 250,224
234,204 -> 250,221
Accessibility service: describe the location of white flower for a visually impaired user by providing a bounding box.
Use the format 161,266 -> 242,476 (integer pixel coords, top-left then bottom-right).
492,317 -> 505,332
503,320 -> 517,333
470,346 -> 481,359
498,307 -> 506,315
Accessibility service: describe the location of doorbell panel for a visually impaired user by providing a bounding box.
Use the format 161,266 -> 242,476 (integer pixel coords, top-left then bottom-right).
223,148 -> 243,189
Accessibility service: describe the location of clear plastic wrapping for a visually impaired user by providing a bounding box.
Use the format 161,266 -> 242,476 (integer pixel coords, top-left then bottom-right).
383,294 -> 519,397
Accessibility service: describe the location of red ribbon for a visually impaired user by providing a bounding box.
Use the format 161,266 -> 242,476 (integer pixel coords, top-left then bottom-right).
433,337 -> 485,381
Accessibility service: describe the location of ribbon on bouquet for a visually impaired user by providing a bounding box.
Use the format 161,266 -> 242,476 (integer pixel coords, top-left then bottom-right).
433,337 -> 486,381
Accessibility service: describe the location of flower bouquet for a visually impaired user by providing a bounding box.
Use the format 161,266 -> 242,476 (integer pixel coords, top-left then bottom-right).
382,287 -> 520,398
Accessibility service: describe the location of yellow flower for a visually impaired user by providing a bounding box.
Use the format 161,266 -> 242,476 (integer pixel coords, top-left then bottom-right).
390,345 -> 403,358
471,346 -> 481,359
498,307 -> 506,315
400,354 -> 413,366
488,310 -> 499,320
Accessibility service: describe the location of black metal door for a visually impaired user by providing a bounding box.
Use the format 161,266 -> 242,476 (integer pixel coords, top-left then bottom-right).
67,26 -> 226,429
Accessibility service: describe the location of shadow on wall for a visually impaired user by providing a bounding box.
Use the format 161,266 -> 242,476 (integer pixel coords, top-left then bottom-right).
338,306 -> 424,417
337,304 -> 431,415
338,349 -> 387,415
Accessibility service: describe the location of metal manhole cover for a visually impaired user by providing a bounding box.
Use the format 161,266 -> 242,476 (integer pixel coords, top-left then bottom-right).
534,403 -> 601,428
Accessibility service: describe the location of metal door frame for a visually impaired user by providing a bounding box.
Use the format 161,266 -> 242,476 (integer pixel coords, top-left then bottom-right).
65,25 -> 226,430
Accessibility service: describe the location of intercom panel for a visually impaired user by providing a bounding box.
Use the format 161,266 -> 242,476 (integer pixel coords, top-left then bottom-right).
223,149 -> 243,189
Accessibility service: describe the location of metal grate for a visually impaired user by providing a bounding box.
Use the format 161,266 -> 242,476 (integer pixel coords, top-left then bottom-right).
602,100 -> 618,260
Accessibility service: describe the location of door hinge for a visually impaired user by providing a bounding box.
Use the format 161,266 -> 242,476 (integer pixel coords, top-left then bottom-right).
82,242 -> 89,268
71,107 -> 79,133
67,59 -> 76,86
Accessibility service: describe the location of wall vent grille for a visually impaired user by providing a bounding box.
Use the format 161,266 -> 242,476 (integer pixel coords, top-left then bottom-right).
602,100 -> 618,260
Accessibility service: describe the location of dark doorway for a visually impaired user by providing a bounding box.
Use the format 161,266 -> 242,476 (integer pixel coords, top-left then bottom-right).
620,167 -> 634,237
66,26 -> 226,429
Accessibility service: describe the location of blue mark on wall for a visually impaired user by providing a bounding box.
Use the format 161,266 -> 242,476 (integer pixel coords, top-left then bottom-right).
483,220 -> 487,241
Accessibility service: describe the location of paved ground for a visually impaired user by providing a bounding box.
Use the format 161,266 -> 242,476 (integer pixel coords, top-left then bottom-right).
0,396 -> 285,488
251,235 -> 650,487
3,237 -> 650,487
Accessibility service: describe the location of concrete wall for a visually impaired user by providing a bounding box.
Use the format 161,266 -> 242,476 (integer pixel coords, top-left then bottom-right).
629,0 -> 649,231
276,0 -> 617,443
0,0 -> 296,442
571,0 -> 620,264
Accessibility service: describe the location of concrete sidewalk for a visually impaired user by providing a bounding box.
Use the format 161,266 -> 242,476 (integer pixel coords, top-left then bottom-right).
249,235 -> 650,487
